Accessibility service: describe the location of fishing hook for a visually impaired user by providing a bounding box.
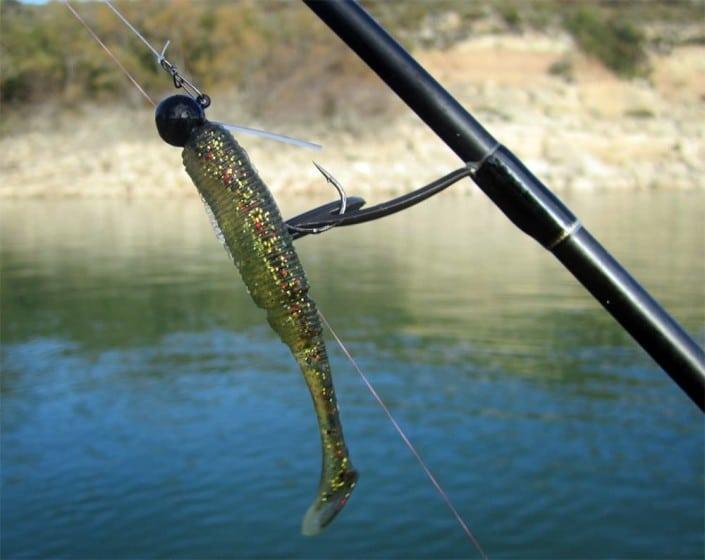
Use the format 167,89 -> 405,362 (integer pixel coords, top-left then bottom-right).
313,162 -> 348,216
287,163 -> 349,235
286,165 -> 473,239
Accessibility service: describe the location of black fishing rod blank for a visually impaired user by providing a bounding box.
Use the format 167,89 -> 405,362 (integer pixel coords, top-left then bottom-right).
302,0 -> 705,411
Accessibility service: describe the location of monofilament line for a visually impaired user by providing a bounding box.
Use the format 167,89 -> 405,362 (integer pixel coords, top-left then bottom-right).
318,310 -> 488,559
67,0 -> 322,151
63,1 -> 155,108
102,0 -> 163,61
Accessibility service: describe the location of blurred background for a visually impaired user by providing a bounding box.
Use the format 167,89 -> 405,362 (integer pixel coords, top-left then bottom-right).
1,0 -> 704,195
1,1 -> 704,559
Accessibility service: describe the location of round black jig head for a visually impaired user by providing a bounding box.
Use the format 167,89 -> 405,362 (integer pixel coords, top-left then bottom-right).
155,94 -> 206,147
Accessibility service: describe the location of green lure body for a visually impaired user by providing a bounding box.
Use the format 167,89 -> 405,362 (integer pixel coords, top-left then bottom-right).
182,122 -> 357,535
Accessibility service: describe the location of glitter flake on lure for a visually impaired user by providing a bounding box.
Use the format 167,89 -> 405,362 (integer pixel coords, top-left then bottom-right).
155,95 -> 357,535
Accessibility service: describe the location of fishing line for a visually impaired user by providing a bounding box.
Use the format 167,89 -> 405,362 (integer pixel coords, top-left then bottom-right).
63,1 -> 155,107
104,0 -> 212,108
319,310 -> 488,559
67,0 -> 321,150
102,0 -> 163,61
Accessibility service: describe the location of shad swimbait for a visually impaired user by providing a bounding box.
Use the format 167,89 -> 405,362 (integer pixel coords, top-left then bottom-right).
155,95 -> 357,535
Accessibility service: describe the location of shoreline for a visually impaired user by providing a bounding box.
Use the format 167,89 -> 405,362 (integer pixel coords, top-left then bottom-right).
1,34 -> 703,198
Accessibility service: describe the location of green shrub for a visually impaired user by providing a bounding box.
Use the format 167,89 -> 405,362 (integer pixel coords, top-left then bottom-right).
564,7 -> 649,78
497,1 -> 521,29
624,108 -> 655,119
548,57 -> 574,81
0,0 -> 686,109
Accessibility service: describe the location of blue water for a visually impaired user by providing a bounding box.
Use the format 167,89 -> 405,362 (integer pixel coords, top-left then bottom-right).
1,192 -> 703,558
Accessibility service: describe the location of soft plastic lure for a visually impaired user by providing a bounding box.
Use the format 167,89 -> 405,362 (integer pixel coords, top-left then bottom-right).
155,95 -> 357,535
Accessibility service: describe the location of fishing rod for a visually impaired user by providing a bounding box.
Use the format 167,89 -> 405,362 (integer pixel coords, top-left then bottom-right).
301,0 -> 705,412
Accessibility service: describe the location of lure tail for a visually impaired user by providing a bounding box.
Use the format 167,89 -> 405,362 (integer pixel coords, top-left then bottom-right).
302,468 -> 358,537
293,349 -> 358,536
268,314 -> 358,535
266,307 -> 358,536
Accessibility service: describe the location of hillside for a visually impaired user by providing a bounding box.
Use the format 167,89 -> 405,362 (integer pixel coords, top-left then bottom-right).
0,1 -> 703,197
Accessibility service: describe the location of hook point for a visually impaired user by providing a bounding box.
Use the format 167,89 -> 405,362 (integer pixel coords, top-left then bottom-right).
313,161 -> 334,184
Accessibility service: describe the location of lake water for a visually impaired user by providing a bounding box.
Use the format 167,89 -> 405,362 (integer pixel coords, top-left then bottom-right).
1,191 -> 703,559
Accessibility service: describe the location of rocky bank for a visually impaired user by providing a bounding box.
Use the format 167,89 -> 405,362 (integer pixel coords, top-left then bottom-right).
1,32 -> 703,198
